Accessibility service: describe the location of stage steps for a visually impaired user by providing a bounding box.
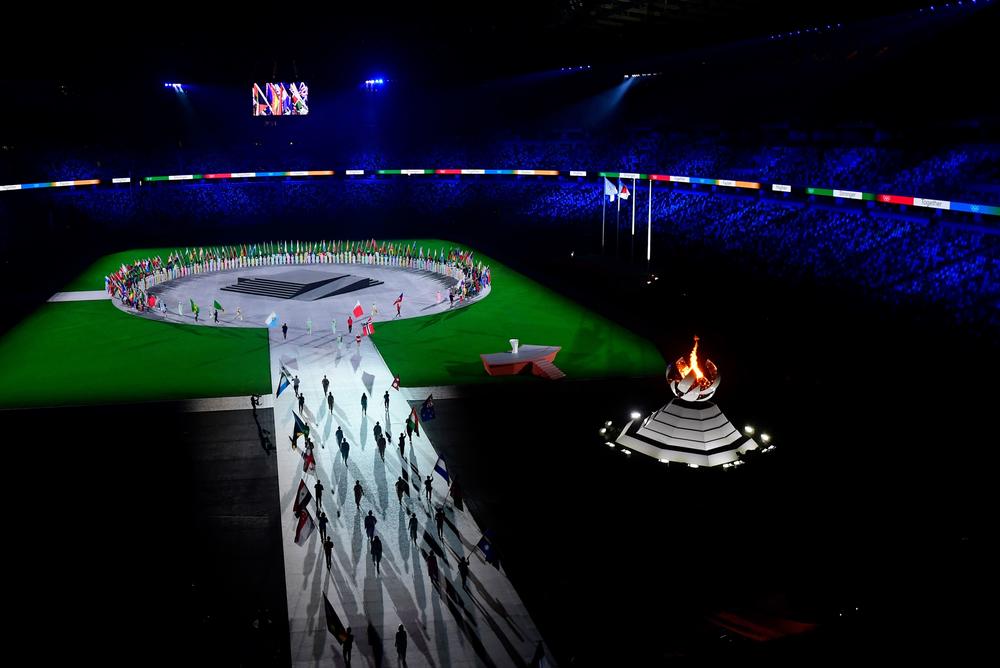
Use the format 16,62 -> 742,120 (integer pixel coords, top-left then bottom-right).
531,359 -> 566,380
221,274 -> 384,301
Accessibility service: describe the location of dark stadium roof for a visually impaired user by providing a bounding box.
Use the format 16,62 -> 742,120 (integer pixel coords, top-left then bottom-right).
5,1 -> 937,85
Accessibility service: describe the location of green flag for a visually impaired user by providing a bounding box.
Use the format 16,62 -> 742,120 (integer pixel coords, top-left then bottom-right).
213,300 -> 224,311
189,299 -> 199,313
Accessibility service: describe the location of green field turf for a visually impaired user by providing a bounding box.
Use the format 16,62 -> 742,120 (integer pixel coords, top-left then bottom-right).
0,300 -> 271,408
372,239 -> 664,385
0,240 -> 661,407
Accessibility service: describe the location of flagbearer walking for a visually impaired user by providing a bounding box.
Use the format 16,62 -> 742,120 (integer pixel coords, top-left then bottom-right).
353,480 -> 364,509
322,375 -> 329,396
314,479 -> 324,512
327,392 -> 334,413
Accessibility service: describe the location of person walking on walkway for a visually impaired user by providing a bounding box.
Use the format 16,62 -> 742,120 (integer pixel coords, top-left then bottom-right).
395,625 -> 407,665
298,393 -> 305,413
406,416 -> 414,446
331,318 -> 336,335
335,424 -> 344,446
458,555 -> 471,592
371,535 -> 383,575
398,433 -> 406,459
327,391 -> 334,413
314,479 -> 324,512
306,317 -> 312,335
347,315 -> 353,333
353,480 -> 363,509
319,511 -> 329,540
373,421 -> 382,442
364,510 -> 377,542
282,322 -> 288,339
383,390 -> 390,413
323,535 -> 333,571
236,306 -> 243,321
434,506 -> 446,539
377,435 -> 386,462
408,510 -> 419,544
340,438 -> 350,465
343,627 -> 353,665
322,375 -> 329,396
355,333 -> 362,352
360,392 -> 367,416
292,375 -> 300,396
395,476 -> 407,503
213,309 -> 219,323
424,475 -> 433,503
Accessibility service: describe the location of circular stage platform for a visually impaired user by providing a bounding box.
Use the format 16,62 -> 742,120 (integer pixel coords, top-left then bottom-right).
121,263 -> 488,331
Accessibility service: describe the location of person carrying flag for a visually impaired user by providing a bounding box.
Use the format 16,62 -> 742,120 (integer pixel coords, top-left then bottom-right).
393,293 -> 403,318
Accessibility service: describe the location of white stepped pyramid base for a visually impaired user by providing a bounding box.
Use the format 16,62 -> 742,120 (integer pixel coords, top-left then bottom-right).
615,397 -> 758,466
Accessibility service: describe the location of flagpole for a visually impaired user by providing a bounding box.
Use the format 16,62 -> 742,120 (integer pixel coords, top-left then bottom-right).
616,180 -> 621,258
631,177 -> 636,262
647,179 -> 653,271
601,187 -> 606,254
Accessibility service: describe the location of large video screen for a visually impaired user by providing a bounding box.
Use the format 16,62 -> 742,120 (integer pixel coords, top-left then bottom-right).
253,82 -> 309,116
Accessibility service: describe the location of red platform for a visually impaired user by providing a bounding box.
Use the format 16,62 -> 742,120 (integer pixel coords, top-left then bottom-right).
480,345 -> 565,380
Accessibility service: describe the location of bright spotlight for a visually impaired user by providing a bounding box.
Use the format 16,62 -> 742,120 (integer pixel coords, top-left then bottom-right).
630,411 -> 641,420
744,425 -> 755,435
761,433 -> 771,443
599,428 -> 606,434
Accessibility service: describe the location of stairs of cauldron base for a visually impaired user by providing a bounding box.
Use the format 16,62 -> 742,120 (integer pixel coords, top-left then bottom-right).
531,359 -> 566,380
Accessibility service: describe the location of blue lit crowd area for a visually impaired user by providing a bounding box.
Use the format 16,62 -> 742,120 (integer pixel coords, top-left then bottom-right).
0,2 -> 996,666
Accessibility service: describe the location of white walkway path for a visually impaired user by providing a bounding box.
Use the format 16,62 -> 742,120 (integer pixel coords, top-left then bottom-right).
272,328 -> 550,667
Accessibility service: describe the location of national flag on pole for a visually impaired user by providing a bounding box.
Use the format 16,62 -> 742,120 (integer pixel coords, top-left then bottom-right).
433,456 -> 450,484
618,180 -> 630,200
393,293 -> 404,307
303,449 -> 316,473
362,319 -> 374,337
293,412 -> 310,441
294,509 -> 316,545
293,478 -> 312,515
391,376 -> 400,390
420,394 -> 436,422
189,299 -> 199,313
265,311 -> 279,327
276,371 -> 290,397
476,530 -> 501,569
324,594 -> 349,643
213,299 -> 224,311
147,295 -> 157,308
604,177 -> 618,202
410,406 -> 420,437
352,301 -> 365,318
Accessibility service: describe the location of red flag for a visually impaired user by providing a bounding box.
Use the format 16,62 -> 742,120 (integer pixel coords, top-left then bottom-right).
293,479 -> 312,515
391,376 -> 400,390
147,295 -> 157,307
303,449 -> 316,473
352,301 -> 364,318
294,509 -> 316,546
362,319 -> 374,337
